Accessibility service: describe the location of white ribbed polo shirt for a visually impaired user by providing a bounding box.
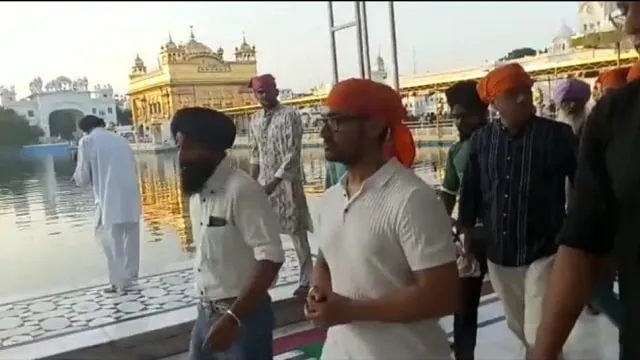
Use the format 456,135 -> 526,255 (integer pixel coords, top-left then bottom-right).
318,159 -> 456,359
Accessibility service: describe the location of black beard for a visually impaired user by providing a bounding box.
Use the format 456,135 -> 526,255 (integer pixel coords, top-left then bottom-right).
180,162 -> 215,195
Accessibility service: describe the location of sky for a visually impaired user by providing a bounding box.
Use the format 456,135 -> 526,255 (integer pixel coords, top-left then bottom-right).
0,1 -> 579,97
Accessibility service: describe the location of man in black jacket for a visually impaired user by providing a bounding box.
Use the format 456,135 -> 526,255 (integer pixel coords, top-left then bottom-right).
533,3 -> 640,359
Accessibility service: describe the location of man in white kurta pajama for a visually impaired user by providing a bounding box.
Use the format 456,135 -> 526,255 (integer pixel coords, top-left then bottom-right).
73,115 -> 141,294
249,74 -> 313,298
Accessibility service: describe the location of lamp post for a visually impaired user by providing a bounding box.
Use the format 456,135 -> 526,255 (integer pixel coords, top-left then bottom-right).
388,1 -> 400,92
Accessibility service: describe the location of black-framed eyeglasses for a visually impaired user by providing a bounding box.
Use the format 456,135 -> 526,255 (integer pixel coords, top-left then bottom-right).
319,114 -> 362,132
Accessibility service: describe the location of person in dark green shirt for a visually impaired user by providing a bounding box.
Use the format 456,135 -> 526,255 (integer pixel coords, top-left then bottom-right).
441,80 -> 488,360
324,161 -> 348,189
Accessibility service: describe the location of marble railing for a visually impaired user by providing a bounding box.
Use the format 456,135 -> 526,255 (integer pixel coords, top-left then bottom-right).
234,124 -> 458,149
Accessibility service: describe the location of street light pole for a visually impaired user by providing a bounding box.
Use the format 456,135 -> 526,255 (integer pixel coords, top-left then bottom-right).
388,1 -> 400,91
327,1 -> 380,83
327,2 -> 340,85
360,2 -> 372,79
354,1 -> 366,78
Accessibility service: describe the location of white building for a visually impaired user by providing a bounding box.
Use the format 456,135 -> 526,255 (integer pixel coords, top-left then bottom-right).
403,94 -> 429,117
114,94 -> 130,110
548,23 -> 574,54
578,1 -> 618,34
0,76 -> 117,139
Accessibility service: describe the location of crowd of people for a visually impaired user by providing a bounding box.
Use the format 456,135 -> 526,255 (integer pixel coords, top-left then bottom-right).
70,3 -> 640,360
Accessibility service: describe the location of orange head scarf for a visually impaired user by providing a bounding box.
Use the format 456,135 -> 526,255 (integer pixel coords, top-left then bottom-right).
326,78 -> 416,168
596,68 -> 628,91
476,63 -> 534,104
627,62 -> 640,83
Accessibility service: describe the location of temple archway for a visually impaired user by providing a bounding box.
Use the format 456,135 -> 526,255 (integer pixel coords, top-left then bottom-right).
48,109 -> 83,140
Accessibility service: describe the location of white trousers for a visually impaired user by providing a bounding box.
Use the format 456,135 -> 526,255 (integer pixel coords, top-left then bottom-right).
487,255 -> 559,359
288,231 -> 313,288
95,217 -> 140,289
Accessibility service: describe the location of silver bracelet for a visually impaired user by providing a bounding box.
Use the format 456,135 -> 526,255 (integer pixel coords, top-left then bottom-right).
226,309 -> 242,326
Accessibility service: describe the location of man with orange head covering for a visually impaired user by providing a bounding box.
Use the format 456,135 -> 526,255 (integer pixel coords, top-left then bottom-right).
306,78 -> 457,358
627,61 -> 640,83
595,67 -> 629,98
460,63 -> 578,358
247,73 -> 313,300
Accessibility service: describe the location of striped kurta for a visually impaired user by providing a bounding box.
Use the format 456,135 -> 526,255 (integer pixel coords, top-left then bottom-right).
249,104 -> 312,235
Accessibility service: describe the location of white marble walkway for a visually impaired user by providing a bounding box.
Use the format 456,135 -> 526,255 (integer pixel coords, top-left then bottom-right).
0,248 -> 303,359
161,292 -> 620,360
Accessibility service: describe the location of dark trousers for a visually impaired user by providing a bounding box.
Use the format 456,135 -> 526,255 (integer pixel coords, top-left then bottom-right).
590,278 -> 620,328
453,232 -> 488,360
188,296 -> 274,360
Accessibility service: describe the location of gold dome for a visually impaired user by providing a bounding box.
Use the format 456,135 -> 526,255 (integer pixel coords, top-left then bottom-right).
134,53 -> 145,67
131,53 -> 146,75
164,33 -> 177,51
239,33 -> 253,52
234,33 -> 256,61
185,26 -> 212,55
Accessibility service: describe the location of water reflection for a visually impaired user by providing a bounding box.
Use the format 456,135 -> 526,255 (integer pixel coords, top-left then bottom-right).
0,147 -> 449,297
137,154 -> 192,250
228,147 -> 449,192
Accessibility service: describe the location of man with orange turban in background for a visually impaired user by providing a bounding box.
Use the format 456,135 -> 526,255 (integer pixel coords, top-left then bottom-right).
594,67 -> 629,99
459,63 -> 577,359
248,73 -> 313,300
306,78 -> 457,358
627,61 -> 640,83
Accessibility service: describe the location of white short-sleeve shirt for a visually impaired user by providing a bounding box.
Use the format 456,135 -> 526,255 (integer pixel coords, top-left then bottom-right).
190,158 -> 285,301
318,159 -> 456,359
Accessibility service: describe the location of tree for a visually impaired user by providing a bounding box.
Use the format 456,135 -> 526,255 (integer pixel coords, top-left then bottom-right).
499,47 -> 537,62
116,105 -> 133,126
0,107 -> 43,149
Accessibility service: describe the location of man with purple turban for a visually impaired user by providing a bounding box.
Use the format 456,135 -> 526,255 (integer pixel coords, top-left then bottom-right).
552,79 -> 591,136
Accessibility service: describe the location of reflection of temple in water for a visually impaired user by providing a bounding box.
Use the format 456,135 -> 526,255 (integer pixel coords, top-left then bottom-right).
227,149 -> 327,192
39,155 -> 59,220
137,155 -> 193,251
134,146 -> 450,248
11,193 -> 32,230
226,147 -> 450,191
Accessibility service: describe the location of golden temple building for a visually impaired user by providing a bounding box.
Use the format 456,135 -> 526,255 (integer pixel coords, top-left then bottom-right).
128,26 -> 258,138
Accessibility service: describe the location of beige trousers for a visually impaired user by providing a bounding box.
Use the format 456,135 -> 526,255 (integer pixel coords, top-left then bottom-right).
488,255 -> 559,359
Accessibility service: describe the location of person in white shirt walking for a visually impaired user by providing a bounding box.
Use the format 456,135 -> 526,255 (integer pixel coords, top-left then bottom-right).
73,115 -> 141,294
171,107 -> 285,360
306,79 -> 458,359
